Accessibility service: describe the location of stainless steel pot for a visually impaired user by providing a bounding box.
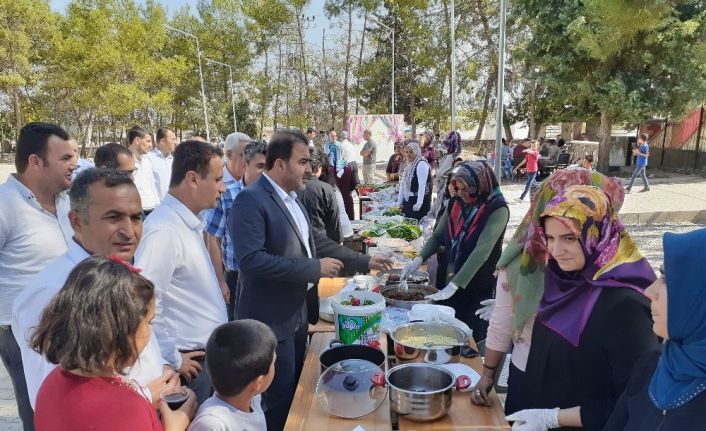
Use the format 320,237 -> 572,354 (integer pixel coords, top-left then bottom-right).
380,284 -> 438,310
371,363 -> 470,421
389,322 -> 467,364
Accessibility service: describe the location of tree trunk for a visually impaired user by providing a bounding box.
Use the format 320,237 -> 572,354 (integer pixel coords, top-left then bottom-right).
12,87 -> 22,140
473,69 -> 497,146
560,122 -> 572,140
322,29 -> 336,126
355,14 -> 367,115
342,3 -> 353,129
598,112 -> 612,173
503,123 -> 513,142
572,122 -> 584,140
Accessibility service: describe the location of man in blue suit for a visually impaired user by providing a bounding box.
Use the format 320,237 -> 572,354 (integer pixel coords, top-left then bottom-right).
230,129 -> 390,431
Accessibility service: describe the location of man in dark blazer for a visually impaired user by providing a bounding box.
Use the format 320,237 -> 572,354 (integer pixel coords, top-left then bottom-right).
230,129 -> 391,431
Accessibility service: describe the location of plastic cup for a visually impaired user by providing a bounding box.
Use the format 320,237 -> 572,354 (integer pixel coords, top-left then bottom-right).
160,387 -> 189,410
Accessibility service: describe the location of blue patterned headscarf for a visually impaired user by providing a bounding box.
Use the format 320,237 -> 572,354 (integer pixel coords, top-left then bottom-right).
649,228 -> 706,410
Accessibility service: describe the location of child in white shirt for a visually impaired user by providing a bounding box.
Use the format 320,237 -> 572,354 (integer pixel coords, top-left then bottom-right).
188,320 -> 277,431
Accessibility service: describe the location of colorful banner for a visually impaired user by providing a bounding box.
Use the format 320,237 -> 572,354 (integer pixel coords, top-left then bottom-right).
346,114 -> 406,165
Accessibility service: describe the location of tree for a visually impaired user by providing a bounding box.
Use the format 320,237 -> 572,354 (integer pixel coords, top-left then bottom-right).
516,0 -> 706,172
0,0 -> 57,137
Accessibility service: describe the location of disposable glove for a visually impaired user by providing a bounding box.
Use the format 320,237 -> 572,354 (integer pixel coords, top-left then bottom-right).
506,408 -> 560,431
425,281 -> 458,301
400,257 -> 422,279
413,202 -> 422,211
474,298 -> 496,321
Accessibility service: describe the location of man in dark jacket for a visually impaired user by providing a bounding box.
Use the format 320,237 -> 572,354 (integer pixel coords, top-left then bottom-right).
297,147 -> 342,243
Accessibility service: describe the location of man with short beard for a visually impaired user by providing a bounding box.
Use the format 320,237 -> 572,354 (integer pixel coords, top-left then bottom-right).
128,125 -> 160,214
0,122 -> 75,430
148,127 -> 177,200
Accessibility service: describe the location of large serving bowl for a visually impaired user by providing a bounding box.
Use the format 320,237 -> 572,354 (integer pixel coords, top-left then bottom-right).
389,322 -> 467,364
380,284 -> 438,310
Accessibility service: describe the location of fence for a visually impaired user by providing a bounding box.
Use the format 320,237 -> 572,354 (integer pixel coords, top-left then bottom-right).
641,107 -> 706,172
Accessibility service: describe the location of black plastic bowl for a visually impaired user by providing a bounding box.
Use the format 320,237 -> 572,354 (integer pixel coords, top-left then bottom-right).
319,340 -> 386,373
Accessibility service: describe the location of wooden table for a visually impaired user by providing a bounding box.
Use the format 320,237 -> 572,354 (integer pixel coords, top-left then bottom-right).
284,332 -> 393,431
285,332 -> 510,431
308,319 -> 335,334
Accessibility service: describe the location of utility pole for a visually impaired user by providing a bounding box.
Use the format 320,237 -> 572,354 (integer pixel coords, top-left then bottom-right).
493,0 -> 507,183
369,16 -> 395,115
164,24 -> 210,142
450,0 -> 457,132
206,58 -> 237,133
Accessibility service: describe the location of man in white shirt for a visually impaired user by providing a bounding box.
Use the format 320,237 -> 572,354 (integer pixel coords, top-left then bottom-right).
69,139 -> 94,180
128,125 -> 160,214
12,169 -> 174,410
0,122 -> 75,431
135,140 -> 228,404
148,127 -> 177,199
94,142 -> 137,180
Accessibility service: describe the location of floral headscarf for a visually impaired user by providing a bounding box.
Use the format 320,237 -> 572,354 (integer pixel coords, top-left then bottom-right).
496,168 -> 626,339
537,185 -> 655,346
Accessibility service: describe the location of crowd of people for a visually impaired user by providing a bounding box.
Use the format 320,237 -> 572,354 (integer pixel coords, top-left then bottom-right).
0,121 -> 701,431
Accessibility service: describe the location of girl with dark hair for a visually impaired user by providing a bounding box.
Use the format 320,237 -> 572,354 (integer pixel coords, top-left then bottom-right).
32,257 -> 197,431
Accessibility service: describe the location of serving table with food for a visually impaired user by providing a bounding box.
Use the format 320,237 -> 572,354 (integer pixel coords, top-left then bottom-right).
296,263 -> 509,431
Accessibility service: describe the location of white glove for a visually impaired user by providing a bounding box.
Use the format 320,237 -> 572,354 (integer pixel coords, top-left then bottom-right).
425,282 -> 458,301
413,202 -> 422,211
506,408 -> 560,431
400,257 -> 422,279
475,298 -> 496,321
336,168 -> 344,178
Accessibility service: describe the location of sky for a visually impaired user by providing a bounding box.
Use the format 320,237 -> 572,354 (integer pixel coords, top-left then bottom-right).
48,0 -> 350,46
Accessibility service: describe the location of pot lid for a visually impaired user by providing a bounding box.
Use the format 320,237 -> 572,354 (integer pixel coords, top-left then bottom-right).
316,359 -> 387,418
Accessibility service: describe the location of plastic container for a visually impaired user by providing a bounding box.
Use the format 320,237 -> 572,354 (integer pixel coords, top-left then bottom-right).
332,290 -> 386,347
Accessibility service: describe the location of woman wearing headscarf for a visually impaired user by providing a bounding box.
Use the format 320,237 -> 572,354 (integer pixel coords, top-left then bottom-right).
429,131 -> 462,219
397,141 -> 432,220
472,169 -> 625,410
502,185 -> 658,431
602,228 -> 706,431
420,130 -> 437,168
386,142 -> 404,181
401,161 -> 509,340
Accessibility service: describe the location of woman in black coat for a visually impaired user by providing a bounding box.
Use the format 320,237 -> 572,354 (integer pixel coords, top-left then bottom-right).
602,228 -> 706,431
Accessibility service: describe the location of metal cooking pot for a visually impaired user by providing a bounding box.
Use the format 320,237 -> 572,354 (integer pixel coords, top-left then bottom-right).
319,340 -> 386,373
380,284 -> 438,310
389,322 -> 467,364
371,363 -> 470,421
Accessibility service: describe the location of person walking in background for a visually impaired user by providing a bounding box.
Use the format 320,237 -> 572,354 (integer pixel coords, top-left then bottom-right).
0,122 -> 75,431
127,126 -> 160,215
514,140 -> 540,202
626,132 -> 650,193
419,130 -> 437,169
148,127 -> 177,200
360,129 -> 377,184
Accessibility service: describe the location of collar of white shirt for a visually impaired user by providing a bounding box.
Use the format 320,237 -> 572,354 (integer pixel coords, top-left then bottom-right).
151,148 -> 173,160
263,172 -> 296,202
160,193 -> 204,232
7,174 -> 68,211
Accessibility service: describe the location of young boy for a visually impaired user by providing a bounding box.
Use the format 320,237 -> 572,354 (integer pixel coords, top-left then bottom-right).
514,140 -> 540,202
626,133 -> 650,193
188,320 -> 277,431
